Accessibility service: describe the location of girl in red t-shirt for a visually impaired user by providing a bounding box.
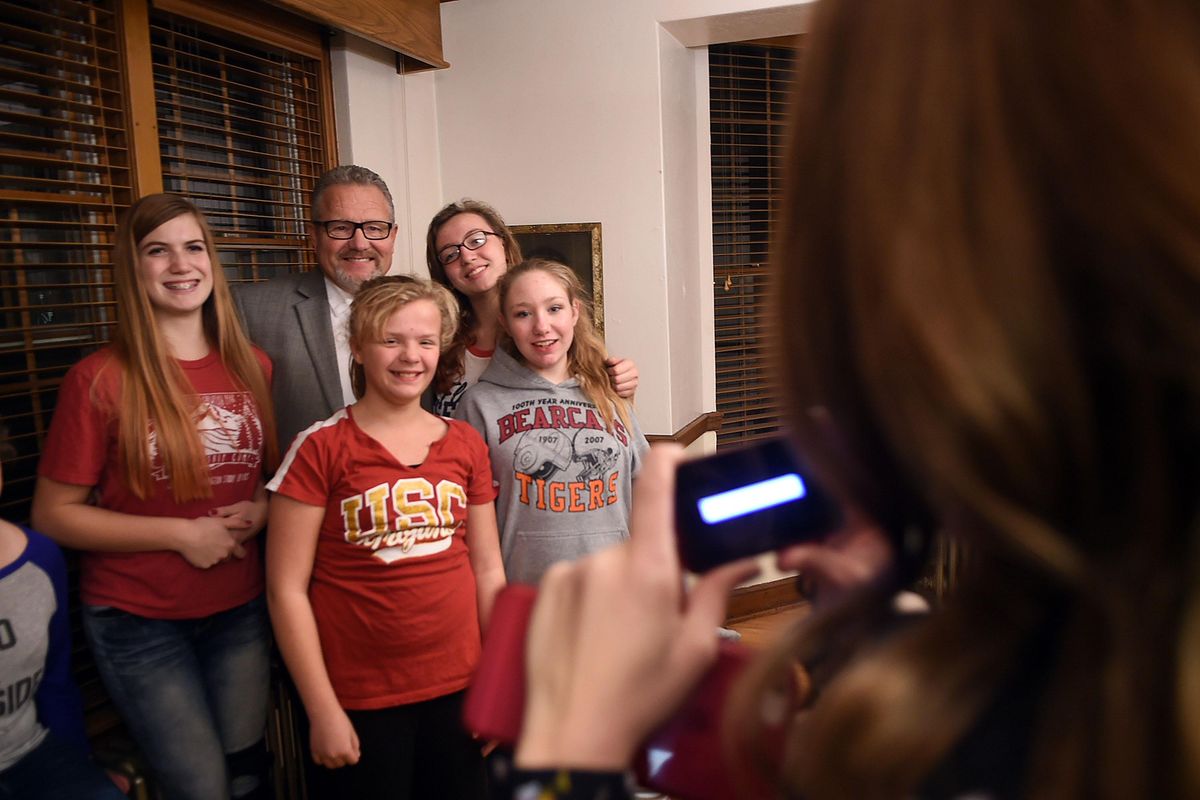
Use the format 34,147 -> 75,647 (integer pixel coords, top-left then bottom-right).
32,194 -> 279,800
267,275 -> 504,799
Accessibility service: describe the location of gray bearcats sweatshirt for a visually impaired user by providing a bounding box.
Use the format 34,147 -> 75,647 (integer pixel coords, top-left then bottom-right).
455,348 -> 649,584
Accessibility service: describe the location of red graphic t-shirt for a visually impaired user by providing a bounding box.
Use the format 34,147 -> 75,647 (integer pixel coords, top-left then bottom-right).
267,408 -> 496,709
38,347 -> 271,618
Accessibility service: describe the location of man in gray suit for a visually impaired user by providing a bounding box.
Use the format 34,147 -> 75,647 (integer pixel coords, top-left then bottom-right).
233,165 -> 397,451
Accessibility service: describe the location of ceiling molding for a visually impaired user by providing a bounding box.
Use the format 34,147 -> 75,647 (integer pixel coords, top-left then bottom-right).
661,4 -> 814,48
266,0 -> 449,70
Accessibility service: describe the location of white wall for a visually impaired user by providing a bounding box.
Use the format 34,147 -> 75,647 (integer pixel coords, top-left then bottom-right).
435,0 -> 676,433
328,32 -> 442,277
434,0 -> 815,585
335,0 -> 815,583
431,0 -> 815,436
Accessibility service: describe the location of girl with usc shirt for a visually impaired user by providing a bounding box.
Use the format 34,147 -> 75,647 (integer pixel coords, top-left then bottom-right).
267,276 -> 504,799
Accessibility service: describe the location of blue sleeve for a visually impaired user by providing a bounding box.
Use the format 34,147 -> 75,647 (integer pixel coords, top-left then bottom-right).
26,528 -> 89,751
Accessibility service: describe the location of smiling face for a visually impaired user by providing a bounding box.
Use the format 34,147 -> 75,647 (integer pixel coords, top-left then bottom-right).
352,299 -> 442,407
502,269 -> 580,383
136,213 -> 214,319
434,212 -> 509,298
312,184 -> 396,293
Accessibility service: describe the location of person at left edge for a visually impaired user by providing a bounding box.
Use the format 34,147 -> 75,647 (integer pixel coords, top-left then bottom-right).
0,423 -> 125,800
32,194 -> 279,800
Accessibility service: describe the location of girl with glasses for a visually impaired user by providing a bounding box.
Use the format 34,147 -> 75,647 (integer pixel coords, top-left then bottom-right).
266,276 -> 504,799
425,200 -> 639,417
455,258 -> 648,585
32,194 -> 278,800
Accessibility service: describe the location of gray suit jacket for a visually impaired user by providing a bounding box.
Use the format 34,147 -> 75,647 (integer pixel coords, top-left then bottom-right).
232,270 -> 344,452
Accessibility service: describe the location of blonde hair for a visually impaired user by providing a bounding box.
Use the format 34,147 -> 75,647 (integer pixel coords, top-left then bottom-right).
729,1 -> 1200,798
109,193 -> 278,502
497,258 -> 631,435
347,275 -> 460,400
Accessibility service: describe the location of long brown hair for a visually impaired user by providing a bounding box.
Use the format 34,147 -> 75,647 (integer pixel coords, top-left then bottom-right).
109,194 -> 279,502
733,0 -> 1200,797
425,199 -> 523,394
498,259 -> 632,435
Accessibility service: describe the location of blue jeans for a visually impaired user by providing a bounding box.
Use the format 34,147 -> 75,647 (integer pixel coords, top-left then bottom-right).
0,732 -> 125,800
82,596 -> 270,800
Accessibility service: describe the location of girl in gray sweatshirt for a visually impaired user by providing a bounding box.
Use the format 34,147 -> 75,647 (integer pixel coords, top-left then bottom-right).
456,258 -> 648,584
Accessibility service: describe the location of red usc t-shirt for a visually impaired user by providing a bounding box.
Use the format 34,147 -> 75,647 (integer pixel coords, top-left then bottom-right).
267,408 -> 496,709
38,347 -> 271,618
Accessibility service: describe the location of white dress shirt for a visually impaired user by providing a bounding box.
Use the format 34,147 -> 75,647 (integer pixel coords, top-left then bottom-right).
324,276 -> 357,407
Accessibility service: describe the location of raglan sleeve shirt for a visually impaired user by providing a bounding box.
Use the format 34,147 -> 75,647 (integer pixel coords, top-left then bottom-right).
268,413 -> 497,709
0,528 -> 89,773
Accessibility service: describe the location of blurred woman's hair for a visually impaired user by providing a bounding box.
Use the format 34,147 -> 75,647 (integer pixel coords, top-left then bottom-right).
108,194 -> 278,502
731,1 -> 1200,797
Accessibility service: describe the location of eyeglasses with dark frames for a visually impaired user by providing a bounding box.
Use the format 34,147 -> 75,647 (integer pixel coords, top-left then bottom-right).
314,220 -> 395,240
437,230 -> 500,265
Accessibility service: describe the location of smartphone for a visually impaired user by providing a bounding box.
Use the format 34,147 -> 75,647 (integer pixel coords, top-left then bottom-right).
464,585 -> 770,800
675,437 -> 841,573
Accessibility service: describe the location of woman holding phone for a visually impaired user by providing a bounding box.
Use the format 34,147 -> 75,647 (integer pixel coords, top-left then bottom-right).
503,0 -> 1200,798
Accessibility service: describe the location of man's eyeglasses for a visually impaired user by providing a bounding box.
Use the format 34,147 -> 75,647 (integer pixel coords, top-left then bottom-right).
314,220 -> 395,240
437,230 -> 500,265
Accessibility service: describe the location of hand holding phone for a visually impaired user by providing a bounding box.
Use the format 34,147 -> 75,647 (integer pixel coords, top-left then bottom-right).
463,447 -> 781,799
675,437 -> 841,572
464,585 -> 769,800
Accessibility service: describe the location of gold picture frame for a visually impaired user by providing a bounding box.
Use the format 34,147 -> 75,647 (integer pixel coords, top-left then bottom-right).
510,222 -> 604,333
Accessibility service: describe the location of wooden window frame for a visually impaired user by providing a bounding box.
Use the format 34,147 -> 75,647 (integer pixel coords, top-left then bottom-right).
0,0 -> 338,758
122,0 -> 338,195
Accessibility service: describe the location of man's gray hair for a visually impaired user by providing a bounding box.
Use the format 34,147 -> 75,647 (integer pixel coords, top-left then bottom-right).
310,165 -> 395,221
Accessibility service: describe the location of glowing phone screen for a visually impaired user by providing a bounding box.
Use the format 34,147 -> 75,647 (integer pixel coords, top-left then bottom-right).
696,473 -> 806,525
